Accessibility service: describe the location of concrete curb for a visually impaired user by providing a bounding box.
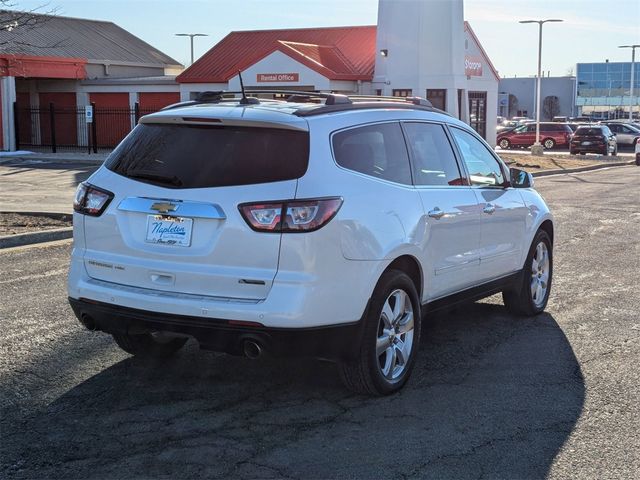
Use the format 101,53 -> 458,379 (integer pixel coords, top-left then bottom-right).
0,211 -> 72,221
0,227 -> 73,249
532,160 -> 635,177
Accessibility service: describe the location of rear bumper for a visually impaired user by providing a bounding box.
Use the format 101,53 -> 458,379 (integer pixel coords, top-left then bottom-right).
68,297 -> 366,361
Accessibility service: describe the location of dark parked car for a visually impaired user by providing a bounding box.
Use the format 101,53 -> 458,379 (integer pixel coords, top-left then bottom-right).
569,125 -> 617,156
497,122 -> 573,150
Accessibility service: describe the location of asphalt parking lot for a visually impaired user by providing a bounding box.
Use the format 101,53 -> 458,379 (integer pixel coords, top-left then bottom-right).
1,166 -> 639,479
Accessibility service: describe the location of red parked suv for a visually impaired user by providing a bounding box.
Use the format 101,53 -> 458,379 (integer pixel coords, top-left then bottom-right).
497,122 -> 573,150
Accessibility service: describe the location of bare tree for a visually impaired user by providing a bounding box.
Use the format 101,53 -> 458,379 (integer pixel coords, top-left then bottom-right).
0,2 -> 60,50
543,95 -> 561,120
508,94 -> 519,118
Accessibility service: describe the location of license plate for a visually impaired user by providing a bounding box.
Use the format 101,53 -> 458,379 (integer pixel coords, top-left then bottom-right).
145,215 -> 193,247
582,141 -> 591,145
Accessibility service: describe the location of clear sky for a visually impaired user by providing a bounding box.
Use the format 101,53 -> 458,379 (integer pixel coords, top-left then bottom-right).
11,0 -> 640,77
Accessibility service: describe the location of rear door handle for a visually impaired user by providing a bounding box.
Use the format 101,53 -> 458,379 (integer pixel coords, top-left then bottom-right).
428,208 -> 445,220
483,203 -> 496,215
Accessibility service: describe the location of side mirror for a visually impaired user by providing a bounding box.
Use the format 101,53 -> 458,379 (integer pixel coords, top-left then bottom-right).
510,167 -> 534,188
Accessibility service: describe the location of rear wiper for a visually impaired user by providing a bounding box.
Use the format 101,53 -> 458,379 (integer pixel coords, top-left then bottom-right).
127,171 -> 183,186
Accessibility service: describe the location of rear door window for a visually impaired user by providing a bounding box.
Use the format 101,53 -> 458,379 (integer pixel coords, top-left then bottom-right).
105,123 -> 309,189
332,122 -> 412,185
402,122 -> 465,186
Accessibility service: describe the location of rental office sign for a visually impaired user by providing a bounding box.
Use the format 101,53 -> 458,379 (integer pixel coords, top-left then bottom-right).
256,73 -> 300,82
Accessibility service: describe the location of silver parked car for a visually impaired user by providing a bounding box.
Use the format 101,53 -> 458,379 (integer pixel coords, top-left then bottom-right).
602,122 -> 640,148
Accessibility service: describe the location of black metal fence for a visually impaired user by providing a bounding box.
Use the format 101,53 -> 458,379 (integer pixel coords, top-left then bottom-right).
13,102 -> 158,153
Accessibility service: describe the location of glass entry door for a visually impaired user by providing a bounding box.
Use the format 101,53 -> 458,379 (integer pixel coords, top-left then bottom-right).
468,91 -> 487,139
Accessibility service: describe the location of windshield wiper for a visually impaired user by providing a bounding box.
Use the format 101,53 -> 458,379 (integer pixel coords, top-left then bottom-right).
127,171 -> 183,186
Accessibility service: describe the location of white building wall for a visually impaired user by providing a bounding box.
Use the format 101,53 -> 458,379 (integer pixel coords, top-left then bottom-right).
232,51 -> 331,91
464,28 -> 499,146
374,0 -> 467,118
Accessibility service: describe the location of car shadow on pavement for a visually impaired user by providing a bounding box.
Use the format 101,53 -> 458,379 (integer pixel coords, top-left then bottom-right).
2,301 -> 584,480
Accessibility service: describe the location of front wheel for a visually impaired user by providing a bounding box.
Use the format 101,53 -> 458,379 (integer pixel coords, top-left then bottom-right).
498,138 -> 511,150
339,270 -> 421,395
112,332 -> 187,358
502,230 -> 553,316
543,138 -> 556,149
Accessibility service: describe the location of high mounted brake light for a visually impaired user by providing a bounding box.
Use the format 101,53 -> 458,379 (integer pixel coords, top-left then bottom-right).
73,182 -> 113,216
239,197 -> 343,233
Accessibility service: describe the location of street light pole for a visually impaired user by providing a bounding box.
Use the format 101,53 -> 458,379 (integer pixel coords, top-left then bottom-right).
519,19 -> 563,155
619,45 -> 639,121
175,33 -> 208,65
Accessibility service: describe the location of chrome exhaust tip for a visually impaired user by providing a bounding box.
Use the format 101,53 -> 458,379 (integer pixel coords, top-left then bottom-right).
243,339 -> 263,359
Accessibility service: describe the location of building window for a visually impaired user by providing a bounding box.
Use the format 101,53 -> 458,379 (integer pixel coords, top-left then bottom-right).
426,89 -> 446,110
392,89 -> 412,98
375,89 -> 382,96
457,89 -> 464,119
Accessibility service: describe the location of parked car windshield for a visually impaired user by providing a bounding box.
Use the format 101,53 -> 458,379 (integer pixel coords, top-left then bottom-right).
105,123 -> 309,188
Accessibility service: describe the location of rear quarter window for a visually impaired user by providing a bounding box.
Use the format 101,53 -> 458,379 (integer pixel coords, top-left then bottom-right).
105,123 -> 309,189
332,122 -> 412,185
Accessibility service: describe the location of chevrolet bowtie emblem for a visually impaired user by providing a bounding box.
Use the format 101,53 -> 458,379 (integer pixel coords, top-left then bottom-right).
150,202 -> 178,214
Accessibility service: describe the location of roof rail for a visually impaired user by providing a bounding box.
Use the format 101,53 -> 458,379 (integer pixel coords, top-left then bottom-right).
159,90 -> 449,118
160,90 -> 352,111
349,95 -> 433,107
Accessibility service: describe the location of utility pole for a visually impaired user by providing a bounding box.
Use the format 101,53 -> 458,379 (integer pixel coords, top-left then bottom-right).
618,45 -> 639,121
175,33 -> 208,65
519,19 -> 563,155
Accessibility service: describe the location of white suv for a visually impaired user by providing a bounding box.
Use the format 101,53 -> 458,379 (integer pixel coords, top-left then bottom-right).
68,92 -> 553,395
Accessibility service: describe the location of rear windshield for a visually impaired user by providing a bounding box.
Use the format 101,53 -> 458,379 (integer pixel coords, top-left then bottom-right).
574,127 -> 603,136
105,123 -> 309,189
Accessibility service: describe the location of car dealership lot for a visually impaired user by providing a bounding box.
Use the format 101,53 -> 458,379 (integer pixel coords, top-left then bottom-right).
1,166 -> 639,479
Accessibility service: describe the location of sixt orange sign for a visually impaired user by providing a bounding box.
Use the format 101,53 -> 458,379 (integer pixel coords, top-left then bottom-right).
257,73 -> 300,82
464,56 -> 483,76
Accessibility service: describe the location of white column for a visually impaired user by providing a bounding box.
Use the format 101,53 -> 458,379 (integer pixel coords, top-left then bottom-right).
129,91 -> 138,129
1,76 -> 16,151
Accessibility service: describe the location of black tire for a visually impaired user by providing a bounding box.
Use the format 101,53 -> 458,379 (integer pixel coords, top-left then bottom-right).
339,270 -> 421,395
502,230 -> 553,317
542,138 -> 555,150
498,138 -> 511,150
569,149 -> 577,155
112,332 -> 187,358
602,145 -> 609,156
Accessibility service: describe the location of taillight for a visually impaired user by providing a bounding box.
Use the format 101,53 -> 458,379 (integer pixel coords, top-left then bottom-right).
73,182 -> 113,216
239,197 -> 343,233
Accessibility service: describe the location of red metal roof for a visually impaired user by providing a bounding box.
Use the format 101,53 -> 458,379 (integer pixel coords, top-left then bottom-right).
177,26 -> 376,83
177,23 -> 499,84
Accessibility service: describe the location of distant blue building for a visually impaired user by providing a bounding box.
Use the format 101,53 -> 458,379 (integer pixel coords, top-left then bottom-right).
576,62 -> 640,119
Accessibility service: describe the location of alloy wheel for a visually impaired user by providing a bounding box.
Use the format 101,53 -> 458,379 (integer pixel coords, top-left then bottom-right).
376,289 -> 415,381
531,241 -> 550,308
